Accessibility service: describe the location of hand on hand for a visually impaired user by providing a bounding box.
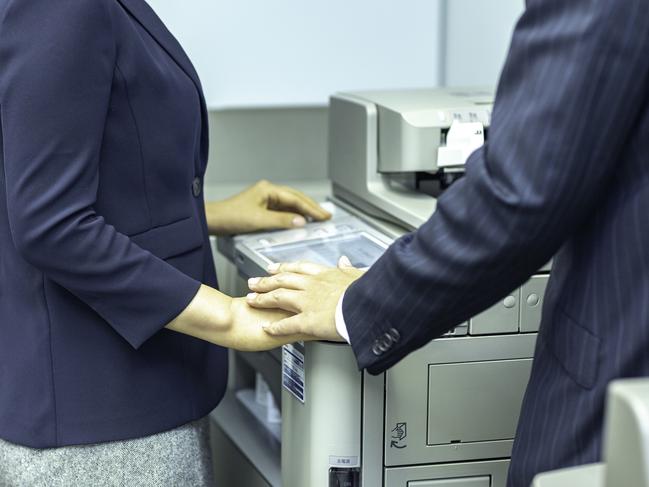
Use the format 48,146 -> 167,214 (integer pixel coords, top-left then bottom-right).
166,285 -> 310,352
206,180 -> 331,235
225,297 -> 311,351
246,257 -> 365,341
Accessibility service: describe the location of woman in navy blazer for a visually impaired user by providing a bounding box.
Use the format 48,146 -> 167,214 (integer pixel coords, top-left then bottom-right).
0,0 -> 326,484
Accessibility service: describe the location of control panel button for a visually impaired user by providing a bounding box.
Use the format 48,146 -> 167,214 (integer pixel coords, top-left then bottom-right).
503,295 -> 517,309
526,293 -> 540,307
520,275 -> 549,332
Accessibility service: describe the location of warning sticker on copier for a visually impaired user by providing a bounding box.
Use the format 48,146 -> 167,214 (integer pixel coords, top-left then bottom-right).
282,342 -> 305,403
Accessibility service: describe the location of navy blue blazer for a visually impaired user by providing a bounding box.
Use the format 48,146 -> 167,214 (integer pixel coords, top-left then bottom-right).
0,0 -> 227,447
343,0 -> 649,485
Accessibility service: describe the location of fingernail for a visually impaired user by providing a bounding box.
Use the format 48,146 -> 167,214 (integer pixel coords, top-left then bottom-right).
292,216 -> 306,227
248,277 -> 261,286
268,263 -> 280,272
246,293 -> 257,301
338,255 -> 352,268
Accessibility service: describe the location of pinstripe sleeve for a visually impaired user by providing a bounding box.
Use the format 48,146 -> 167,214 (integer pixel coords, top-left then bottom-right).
344,0 -> 649,374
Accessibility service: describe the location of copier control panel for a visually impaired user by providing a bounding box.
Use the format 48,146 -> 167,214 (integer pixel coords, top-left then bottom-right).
226,202 -> 392,278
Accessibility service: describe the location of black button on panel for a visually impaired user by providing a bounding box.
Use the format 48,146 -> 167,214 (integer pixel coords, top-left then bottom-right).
192,177 -> 202,197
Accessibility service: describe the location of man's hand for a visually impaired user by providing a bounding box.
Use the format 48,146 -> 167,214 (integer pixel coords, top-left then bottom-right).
246,257 -> 364,341
166,287 -> 310,352
206,180 -> 331,235
226,297 -> 311,351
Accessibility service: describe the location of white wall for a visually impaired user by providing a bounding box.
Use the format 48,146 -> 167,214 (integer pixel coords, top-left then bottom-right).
444,0 -> 525,87
147,0 -> 444,109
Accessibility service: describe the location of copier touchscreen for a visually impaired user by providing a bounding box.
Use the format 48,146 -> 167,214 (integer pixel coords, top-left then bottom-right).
258,232 -> 386,269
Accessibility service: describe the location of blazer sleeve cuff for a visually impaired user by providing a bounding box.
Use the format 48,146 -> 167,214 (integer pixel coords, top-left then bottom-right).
91,263 -> 202,350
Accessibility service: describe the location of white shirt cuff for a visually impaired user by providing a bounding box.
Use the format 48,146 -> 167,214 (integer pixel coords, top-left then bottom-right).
335,291 -> 351,344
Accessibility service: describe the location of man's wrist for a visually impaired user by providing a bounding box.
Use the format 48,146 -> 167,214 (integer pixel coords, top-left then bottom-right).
335,291 -> 351,344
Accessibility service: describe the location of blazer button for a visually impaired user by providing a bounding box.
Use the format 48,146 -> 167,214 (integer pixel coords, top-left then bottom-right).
372,342 -> 383,356
192,177 -> 202,197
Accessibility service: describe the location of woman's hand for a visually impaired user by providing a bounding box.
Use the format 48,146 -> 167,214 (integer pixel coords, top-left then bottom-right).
246,257 -> 365,341
205,180 -> 331,235
165,285 -> 309,351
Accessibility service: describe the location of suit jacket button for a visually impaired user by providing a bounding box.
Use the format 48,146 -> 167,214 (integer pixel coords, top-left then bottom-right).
192,177 -> 202,197
372,342 -> 383,356
378,336 -> 392,352
388,328 -> 401,342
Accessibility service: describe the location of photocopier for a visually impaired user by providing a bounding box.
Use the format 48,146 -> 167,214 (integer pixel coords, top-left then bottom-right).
216,88 -> 549,487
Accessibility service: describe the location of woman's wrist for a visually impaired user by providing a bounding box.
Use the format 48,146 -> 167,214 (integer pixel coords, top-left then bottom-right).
167,285 -> 315,352
205,201 -> 232,236
166,284 -> 234,342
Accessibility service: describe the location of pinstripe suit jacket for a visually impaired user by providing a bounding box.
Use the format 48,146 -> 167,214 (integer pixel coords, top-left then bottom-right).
342,1 -> 649,485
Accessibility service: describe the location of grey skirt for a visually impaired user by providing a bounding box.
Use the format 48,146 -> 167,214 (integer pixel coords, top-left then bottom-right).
0,417 -> 214,487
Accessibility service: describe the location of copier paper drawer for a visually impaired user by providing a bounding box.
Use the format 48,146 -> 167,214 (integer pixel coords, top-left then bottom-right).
384,335 -> 536,467
409,477 -> 490,487
427,359 -> 532,445
384,459 -> 509,487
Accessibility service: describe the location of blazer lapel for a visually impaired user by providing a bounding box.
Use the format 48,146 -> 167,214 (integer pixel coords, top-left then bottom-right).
116,0 -> 210,171
116,0 -> 202,93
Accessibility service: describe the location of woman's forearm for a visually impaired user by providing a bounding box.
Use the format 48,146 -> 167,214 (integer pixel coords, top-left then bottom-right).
165,284 -> 233,342
165,284 -> 310,351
